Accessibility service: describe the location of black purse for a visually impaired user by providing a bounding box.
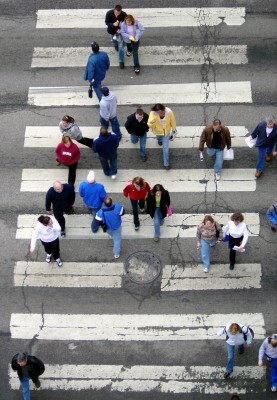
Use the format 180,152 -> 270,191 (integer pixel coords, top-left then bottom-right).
88,84 -> 93,98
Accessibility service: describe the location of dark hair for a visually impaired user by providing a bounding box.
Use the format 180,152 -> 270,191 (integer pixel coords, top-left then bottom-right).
91,41 -> 99,52
151,103 -> 165,112
202,215 -> 215,224
100,127 -> 108,136
150,184 -> 166,196
213,118 -> 221,126
230,395 -> 240,400
38,215 -> 51,225
136,108 -> 144,115
114,5 -> 122,11
62,115 -> 74,123
104,197 -> 113,207
231,212 -> 244,223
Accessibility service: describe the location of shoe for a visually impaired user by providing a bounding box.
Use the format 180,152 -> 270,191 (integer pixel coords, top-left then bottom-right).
215,173 -> 221,181
140,155 -> 147,162
158,141 -> 162,146
114,46 -> 119,52
45,254 -> 52,263
119,62 -> 124,69
33,380 -> 41,388
56,258 -> 63,267
229,264 -> 234,270
271,227 -> 277,232
134,68 -> 140,74
153,237 -> 159,242
238,347 -> 244,355
61,231 -> 66,238
255,171 -> 262,178
164,165 -> 171,170
271,386 -> 277,392
114,254 -> 120,259
203,268 -> 209,273
134,225 -> 139,231
56,160 -> 61,166
111,175 -> 117,179
266,154 -> 272,162
126,51 -> 132,57
224,371 -> 233,379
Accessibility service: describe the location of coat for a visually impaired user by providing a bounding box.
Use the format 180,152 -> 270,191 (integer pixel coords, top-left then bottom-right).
146,190 -> 170,219
123,181 -> 150,200
120,21 -> 145,43
124,112 -> 149,137
55,141 -> 80,166
199,125 -> 231,151
83,51 -> 110,83
45,184 -> 75,213
11,354 -> 45,380
147,108 -> 176,137
251,121 -> 277,148
105,9 -> 127,35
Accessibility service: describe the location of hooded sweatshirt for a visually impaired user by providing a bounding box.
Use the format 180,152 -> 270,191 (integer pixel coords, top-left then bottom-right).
100,92 -> 117,120
55,141 -> 80,166
59,122 -> 83,141
93,132 -> 119,159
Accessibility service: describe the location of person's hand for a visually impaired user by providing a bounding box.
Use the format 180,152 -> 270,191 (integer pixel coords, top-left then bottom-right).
216,240 -> 222,244
129,35 -> 137,42
29,248 -> 36,254
258,361 -> 263,367
150,118 -> 157,124
273,151 -> 277,156
113,21 -> 119,26
197,241 -> 200,249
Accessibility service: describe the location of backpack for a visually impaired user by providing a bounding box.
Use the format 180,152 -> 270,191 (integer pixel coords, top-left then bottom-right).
224,325 -> 254,341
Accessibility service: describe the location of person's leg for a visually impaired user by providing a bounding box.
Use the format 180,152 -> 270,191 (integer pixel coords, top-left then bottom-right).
130,134 -> 139,145
99,115 -> 109,129
131,41 -> 140,69
78,137 -> 93,148
109,154 -> 118,176
200,239 -> 211,270
256,146 -> 267,172
117,39 -> 125,63
130,199 -> 139,227
271,358 -> 277,388
53,210 -> 65,232
138,198 -> 145,211
214,149 -> 224,174
88,207 -> 100,233
111,34 -> 118,51
20,377 -> 31,400
126,42 -> 132,55
266,144 -> 275,157
51,238 -> 60,260
162,135 -> 170,167
226,343 -> 235,373
154,208 -> 161,237
139,134 -> 147,157
228,235 -> 236,266
92,81 -> 102,101
110,227 -> 122,256
41,240 -> 52,257
110,116 -> 122,141
68,162 -> 78,185
98,156 -> 110,176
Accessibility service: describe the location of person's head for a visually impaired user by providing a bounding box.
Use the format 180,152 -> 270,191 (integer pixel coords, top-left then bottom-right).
202,215 -> 215,228
151,184 -> 166,196
136,108 -> 144,121
229,323 -> 241,335
212,118 -> 222,132
265,114 -> 275,129
101,86 -> 109,97
269,334 -> 277,347
87,170 -> 95,184
151,103 -> 165,117
230,395 -> 240,400
91,41 -> 100,53
61,115 -> 74,128
62,135 -> 72,147
132,176 -> 145,189
53,180 -> 63,193
125,15 -> 135,26
104,196 -> 113,207
100,127 -> 109,136
38,215 -> 51,226
114,4 -> 122,18
17,352 -> 28,367
230,212 -> 244,225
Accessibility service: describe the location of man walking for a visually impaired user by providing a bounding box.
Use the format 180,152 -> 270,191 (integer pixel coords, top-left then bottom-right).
105,4 -> 127,69
199,119 -> 232,180
83,41 -> 110,101
93,127 -> 119,179
99,86 -> 122,141
125,108 -> 149,161
95,196 -> 124,258
11,352 -> 45,399
79,170 -> 107,233
45,180 -> 75,238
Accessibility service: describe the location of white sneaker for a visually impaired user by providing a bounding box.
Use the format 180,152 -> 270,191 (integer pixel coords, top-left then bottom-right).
56,258 -> 63,267
111,175 -> 117,179
215,173 -> 221,181
203,267 -> 209,273
114,254 -> 120,259
45,254 -> 52,263
271,386 -> 277,392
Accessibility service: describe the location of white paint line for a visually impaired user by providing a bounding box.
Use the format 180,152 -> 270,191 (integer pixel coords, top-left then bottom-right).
27,82 -> 252,106
36,8 -> 246,29
9,364 -> 265,393
24,125 -> 249,148
10,313 -> 265,341
16,213 -> 260,240
20,169 -> 257,193
31,45 -> 248,68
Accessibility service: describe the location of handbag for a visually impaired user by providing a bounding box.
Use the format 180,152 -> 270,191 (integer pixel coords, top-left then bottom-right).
223,148 -> 234,160
245,136 -> 257,148
88,84 -> 93,98
166,205 -> 173,217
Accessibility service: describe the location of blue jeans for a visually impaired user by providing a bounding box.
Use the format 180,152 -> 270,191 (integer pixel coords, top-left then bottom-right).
200,238 -> 217,269
154,208 -> 163,237
126,41 -> 140,69
107,226 -> 122,256
98,154 -> 117,176
226,343 -> 244,373
256,145 -> 275,172
131,134 -> 147,157
157,135 -> 170,166
99,115 -> 122,142
92,80 -> 102,102
88,206 -> 101,233
111,35 -> 125,63
207,148 -> 224,173
20,377 -> 30,400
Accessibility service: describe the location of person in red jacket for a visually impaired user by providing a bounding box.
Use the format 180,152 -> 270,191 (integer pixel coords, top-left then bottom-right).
123,176 -> 150,231
55,135 -> 80,185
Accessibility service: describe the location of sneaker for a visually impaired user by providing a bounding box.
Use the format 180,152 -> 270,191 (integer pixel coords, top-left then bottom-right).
61,231 -> 66,238
224,371 -> 233,379
45,254 -> 52,263
56,258 -> 63,267
266,154 -> 272,162
255,171 -> 262,178
139,208 -> 145,213
111,175 -> 117,179
271,386 -> 277,392
33,380 -> 41,388
134,225 -> 140,231
134,68 -> 140,74
271,227 -> 277,232
56,160 -> 61,166
215,173 -> 221,181
229,264 -> 234,270
114,254 -> 120,259
158,141 -> 162,146
153,237 -> 159,242
203,267 -> 209,273
119,62 -> 124,69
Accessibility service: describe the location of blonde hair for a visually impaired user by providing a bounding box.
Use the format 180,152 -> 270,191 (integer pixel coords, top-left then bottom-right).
62,135 -> 72,144
269,334 -> 277,347
132,176 -> 145,187
202,215 -> 214,224
125,14 -> 135,25
229,323 -> 241,335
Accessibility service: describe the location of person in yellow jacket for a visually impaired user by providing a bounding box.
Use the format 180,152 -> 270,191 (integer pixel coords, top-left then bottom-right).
147,103 -> 177,170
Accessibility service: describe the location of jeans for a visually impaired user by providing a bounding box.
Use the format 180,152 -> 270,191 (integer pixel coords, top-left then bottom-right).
126,41 -> 140,69
92,80 -> 102,102
107,226 -> 122,256
130,198 -> 145,226
226,343 -> 244,373
88,206 -> 101,233
41,238 -> 60,260
68,162 -> 78,185
229,235 -> 243,265
98,154 -> 117,176
154,208 -> 163,237
265,355 -> 277,387
207,148 -> 224,174
131,134 -> 147,157
111,35 -> 125,63
200,238 -> 217,269
256,145 -> 275,172
99,115 -> 122,142
20,377 -> 30,400
157,134 -> 170,166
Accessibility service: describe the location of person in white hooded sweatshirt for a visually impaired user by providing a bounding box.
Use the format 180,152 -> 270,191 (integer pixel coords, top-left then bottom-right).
99,86 -> 122,141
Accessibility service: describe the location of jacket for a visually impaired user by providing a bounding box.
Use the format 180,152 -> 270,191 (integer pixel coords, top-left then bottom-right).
105,9 -> 127,35
30,216 -> 61,251
59,122 -> 83,141
93,132 -> 119,159
217,324 -> 253,346
147,108 -> 176,137
266,204 -> 277,226
55,141 -> 80,166
196,221 -> 223,243
223,221 -> 248,247
258,337 -> 277,362
125,112 -> 149,137
83,51 -> 110,83
95,204 -> 125,231
120,21 -> 145,43
146,190 -> 170,219
199,125 -> 231,151
123,181 -> 150,201
251,121 -> 277,148
45,184 -> 75,213
100,92 -> 117,120
79,182 -> 107,208
11,354 -> 45,380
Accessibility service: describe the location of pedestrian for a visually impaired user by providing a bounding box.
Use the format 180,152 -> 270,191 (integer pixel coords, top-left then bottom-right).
199,119 -> 232,181
83,41 -> 110,101
250,114 -> 277,178
147,103 -> 177,170
223,212 -> 249,270
266,203 -> 277,232
123,176 -> 150,231
217,323 -> 253,379
145,184 -> 171,242
196,215 -> 223,273
11,352 -> 45,398
124,108 -> 149,161
95,196 -> 125,259
30,215 -> 63,267
55,135 -> 80,185
105,4 -> 127,69
258,334 -> 277,392
45,180 -> 75,238
79,170 -> 107,233
93,127 -> 119,179
59,115 -> 93,148
99,86 -> 122,141
120,14 -> 145,74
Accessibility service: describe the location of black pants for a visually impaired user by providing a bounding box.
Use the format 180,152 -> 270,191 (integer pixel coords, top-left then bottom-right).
53,208 -> 74,232
229,235 -> 243,265
78,137 -> 93,148
41,238 -> 60,260
68,162 -> 78,185
130,198 -> 145,226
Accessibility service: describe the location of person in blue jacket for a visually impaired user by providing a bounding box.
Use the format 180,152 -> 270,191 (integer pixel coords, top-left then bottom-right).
93,127 -> 119,179
266,203 -> 277,232
83,42 -> 110,101
250,114 -> 277,177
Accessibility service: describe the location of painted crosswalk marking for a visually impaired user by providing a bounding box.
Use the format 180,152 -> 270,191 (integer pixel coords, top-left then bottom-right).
36,8 -> 246,29
14,262 -> 262,290
31,45 -> 248,68
28,82 -> 252,106
9,364 -> 265,393
21,169 -> 257,193
16,213 -> 260,240
24,126 -> 249,148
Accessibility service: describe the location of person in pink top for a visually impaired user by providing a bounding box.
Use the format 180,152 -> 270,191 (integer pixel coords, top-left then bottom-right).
55,136 -> 80,185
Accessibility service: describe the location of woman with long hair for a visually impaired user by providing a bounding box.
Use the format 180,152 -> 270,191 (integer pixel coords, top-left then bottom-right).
123,176 -> 150,230
146,183 -> 170,242
59,115 -> 93,148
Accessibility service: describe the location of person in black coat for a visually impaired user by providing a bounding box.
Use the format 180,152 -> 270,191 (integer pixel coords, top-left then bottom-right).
105,5 -> 127,68
45,180 -> 75,238
146,183 -> 170,242
125,108 -> 149,161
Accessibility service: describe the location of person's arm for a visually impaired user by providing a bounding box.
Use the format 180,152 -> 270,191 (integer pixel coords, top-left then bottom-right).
258,341 -> 266,365
83,58 -> 95,82
222,222 -> 230,238
147,112 -> 157,129
69,145 -> 81,165
123,185 -> 130,198
51,216 -> 61,233
170,110 -> 177,132
217,327 -> 226,337
120,23 -> 129,41
124,116 -> 132,133
105,11 -> 115,30
30,223 -> 40,252
55,143 -> 62,161
199,129 -> 207,152
45,189 -> 52,212
69,185 -> 76,205
135,21 -> 145,40
266,205 -> 277,224
250,123 -> 260,139
240,224 -> 249,247
196,225 -> 201,248
215,222 -> 223,241
100,187 -> 107,203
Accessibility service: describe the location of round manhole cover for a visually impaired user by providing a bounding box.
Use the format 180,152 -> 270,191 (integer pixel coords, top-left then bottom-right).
125,251 -> 162,284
